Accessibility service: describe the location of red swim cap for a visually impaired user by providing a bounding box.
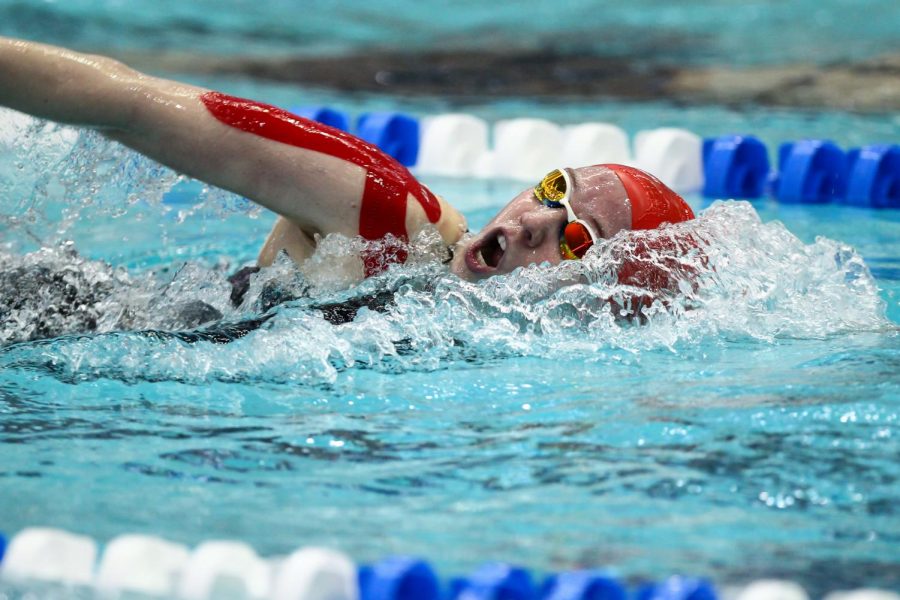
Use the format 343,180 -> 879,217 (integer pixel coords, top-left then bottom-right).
602,164 -> 694,230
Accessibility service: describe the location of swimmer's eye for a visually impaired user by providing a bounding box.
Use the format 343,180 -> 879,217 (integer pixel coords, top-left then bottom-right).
534,169 -> 567,206
534,167 -> 601,261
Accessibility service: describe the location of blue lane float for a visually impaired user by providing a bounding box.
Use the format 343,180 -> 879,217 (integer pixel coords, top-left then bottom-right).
0,525 -> 891,600
449,563 -> 536,600
773,139 -> 846,203
637,576 -> 718,600
841,144 -> 900,208
358,556 -> 441,600
290,106 -> 350,132
702,135 -> 770,199
356,112 -> 421,167
222,103 -> 900,208
541,571 -> 627,600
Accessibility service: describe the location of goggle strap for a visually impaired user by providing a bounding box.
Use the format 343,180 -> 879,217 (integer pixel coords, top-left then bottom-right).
542,167 -> 601,260
563,200 -> 578,223
572,218 -> 600,246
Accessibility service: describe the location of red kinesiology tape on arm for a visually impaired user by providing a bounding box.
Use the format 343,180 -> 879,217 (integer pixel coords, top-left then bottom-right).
200,92 -> 441,276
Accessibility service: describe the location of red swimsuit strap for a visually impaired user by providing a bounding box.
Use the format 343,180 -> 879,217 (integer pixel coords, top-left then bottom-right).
200,92 -> 442,275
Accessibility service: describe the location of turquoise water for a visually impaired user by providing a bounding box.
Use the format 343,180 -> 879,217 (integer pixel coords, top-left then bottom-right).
2,0 -> 899,66
1,106 -> 898,595
1,1 -> 900,597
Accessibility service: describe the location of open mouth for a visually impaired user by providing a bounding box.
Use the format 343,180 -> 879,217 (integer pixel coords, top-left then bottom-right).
479,231 -> 506,269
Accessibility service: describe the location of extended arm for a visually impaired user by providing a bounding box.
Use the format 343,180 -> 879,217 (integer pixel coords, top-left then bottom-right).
0,37 -> 465,258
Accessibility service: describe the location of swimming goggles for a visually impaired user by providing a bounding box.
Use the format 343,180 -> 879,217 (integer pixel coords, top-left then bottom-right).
534,168 -> 601,260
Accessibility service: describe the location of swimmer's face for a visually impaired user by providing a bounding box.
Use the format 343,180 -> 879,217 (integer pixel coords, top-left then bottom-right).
450,165 -> 632,281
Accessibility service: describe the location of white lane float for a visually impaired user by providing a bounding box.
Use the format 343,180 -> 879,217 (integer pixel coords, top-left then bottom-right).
634,127 -> 704,193
270,547 -> 358,600
492,118 -> 564,181
95,534 -> 190,596
561,123 -> 632,168
736,579 -> 809,600
178,540 -> 273,599
416,114 -> 490,177
0,527 -> 97,585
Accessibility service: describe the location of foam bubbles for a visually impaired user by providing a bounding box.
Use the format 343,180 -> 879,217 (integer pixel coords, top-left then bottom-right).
0,116 -> 891,382
0,113 -> 262,254
0,201 -> 890,386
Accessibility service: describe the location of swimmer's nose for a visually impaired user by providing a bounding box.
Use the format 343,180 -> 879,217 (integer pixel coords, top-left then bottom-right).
519,207 -> 561,248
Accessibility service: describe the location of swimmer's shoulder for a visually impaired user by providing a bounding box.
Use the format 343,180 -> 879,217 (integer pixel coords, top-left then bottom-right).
408,194 -> 467,247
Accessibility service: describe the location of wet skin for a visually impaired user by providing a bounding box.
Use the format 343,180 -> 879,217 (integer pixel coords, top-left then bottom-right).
450,165 -> 633,281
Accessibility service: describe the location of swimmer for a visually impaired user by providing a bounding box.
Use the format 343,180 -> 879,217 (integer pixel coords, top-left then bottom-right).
0,37 -> 694,292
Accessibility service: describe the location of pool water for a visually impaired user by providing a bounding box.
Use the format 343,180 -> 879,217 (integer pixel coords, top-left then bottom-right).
2,0 -> 898,67
1,107 -> 898,596
1,1 -> 900,597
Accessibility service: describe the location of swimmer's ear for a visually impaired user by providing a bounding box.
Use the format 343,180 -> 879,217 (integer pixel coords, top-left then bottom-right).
617,238 -> 675,292
616,232 -> 702,289
613,232 -> 705,315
